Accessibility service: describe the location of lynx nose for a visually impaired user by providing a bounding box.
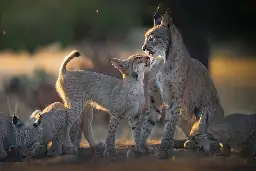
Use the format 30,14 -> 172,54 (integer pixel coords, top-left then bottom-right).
142,45 -> 147,51
145,56 -> 151,66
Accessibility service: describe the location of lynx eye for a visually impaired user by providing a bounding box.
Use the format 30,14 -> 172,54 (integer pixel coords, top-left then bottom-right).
148,35 -> 156,42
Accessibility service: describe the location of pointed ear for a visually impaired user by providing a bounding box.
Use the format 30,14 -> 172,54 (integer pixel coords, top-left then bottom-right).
12,114 -> 18,125
33,118 -> 41,128
161,13 -> 172,28
12,114 -> 24,127
110,58 -> 124,69
154,4 -> 162,26
31,110 -> 41,118
110,58 -> 127,75
33,113 -> 42,128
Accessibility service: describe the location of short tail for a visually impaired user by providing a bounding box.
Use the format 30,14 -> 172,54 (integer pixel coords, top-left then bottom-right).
59,49 -> 81,75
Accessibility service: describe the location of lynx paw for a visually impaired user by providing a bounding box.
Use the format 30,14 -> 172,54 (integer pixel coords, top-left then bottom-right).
102,148 -> 116,158
155,148 -> 169,159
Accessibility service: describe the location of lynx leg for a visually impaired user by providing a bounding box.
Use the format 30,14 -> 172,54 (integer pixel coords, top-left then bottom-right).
127,113 -> 147,157
140,80 -> 163,152
48,136 -> 63,156
103,115 -> 123,158
63,104 -> 84,154
184,107 -> 210,150
0,140 -> 7,159
155,103 -> 181,159
82,105 -> 100,148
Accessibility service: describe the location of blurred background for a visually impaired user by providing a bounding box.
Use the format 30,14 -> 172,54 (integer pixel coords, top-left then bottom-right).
0,0 -> 255,142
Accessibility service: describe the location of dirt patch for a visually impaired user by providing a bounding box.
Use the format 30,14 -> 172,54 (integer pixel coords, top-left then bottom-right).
1,144 -> 255,171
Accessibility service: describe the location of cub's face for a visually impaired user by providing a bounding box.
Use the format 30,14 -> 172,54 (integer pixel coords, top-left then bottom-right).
110,54 -> 152,77
129,54 -> 152,73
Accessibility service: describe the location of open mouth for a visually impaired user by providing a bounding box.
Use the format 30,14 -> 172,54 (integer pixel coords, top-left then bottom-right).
148,51 -> 154,56
145,57 -> 151,67
144,50 -> 154,56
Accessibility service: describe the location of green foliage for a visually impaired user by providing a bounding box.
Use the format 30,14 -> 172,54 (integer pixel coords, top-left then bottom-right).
0,0 -> 146,52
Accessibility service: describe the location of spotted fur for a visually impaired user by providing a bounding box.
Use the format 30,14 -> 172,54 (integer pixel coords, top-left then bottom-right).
69,104 -> 101,150
192,113 -> 256,157
13,102 -> 67,158
56,50 -> 152,157
0,113 -> 17,159
13,101 -> 101,158
140,11 -> 224,158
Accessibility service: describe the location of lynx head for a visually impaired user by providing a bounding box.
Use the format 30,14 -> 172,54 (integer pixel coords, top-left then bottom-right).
110,54 -> 152,80
13,110 -> 44,158
142,6 -> 173,64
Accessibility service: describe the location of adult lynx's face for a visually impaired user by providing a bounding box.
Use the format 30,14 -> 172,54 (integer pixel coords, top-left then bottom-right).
142,13 -> 172,64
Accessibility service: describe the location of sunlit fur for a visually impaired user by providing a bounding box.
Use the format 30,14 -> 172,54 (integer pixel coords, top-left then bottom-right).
13,102 -> 67,158
56,50 -> 152,157
193,113 -> 256,157
140,13 -> 224,159
13,102 -> 101,158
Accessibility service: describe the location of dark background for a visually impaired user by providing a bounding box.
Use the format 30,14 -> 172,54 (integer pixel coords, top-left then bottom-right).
0,2 -> 256,165
0,0 -> 255,69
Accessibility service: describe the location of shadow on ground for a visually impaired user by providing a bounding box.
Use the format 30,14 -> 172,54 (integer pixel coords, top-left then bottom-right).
1,143 -> 256,171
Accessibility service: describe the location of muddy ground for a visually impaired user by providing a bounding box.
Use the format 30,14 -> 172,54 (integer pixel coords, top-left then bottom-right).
1,143 -> 256,171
